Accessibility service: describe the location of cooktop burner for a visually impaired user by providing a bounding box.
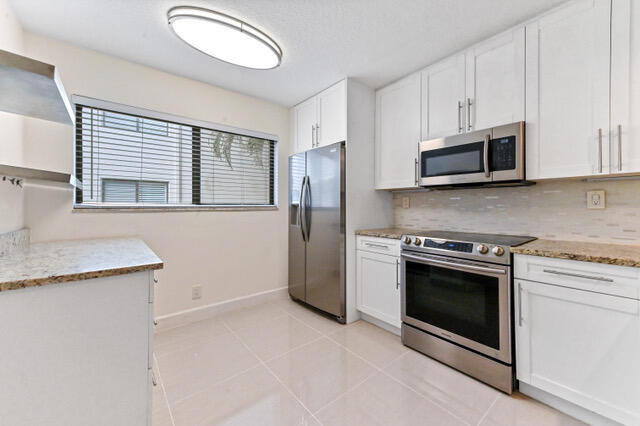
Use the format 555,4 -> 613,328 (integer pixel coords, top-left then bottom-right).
400,230 -> 536,265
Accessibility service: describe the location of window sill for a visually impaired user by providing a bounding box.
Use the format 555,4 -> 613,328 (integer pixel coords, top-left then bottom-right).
72,205 -> 278,213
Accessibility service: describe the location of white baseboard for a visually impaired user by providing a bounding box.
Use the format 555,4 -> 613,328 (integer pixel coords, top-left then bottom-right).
155,286 -> 289,332
359,312 -> 401,336
519,383 -> 622,426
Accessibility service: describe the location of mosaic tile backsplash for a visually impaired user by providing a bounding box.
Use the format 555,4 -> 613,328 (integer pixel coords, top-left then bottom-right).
393,179 -> 640,244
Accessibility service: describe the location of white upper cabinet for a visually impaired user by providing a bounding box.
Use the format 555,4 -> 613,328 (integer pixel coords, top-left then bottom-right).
291,80 -> 347,154
421,54 -> 466,140
317,79 -> 347,148
525,0 -> 611,179
375,73 -> 421,189
294,96 -> 317,153
466,27 -> 525,132
611,0 -> 640,174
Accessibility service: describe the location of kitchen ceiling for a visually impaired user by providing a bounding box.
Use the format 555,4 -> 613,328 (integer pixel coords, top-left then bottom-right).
9,0 -> 565,106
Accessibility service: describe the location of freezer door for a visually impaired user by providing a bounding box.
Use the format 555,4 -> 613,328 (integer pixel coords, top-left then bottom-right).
288,152 -> 306,302
304,142 -> 345,318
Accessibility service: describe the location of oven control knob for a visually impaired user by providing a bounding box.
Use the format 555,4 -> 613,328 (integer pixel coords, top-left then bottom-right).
404,237 -> 412,245
492,246 -> 505,256
477,244 -> 489,254
414,238 -> 422,246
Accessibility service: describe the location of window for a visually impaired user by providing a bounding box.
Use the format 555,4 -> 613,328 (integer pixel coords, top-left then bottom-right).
102,179 -> 168,203
74,99 -> 277,208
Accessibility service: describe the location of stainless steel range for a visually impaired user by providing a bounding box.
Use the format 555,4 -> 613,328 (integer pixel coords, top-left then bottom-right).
400,231 -> 536,394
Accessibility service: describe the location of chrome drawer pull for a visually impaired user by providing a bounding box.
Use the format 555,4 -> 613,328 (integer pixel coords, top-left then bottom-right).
542,269 -> 613,283
364,242 -> 390,249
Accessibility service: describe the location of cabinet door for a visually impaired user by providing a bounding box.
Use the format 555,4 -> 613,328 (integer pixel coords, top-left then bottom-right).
466,27 -> 525,131
525,0 -> 611,179
356,250 -> 401,328
515,280 -> 640,425
421,53 -> 466,140
317,80 -> 346,148
375,73 -> 421,189
611,0 -> 640,174
294,97 -> 317,153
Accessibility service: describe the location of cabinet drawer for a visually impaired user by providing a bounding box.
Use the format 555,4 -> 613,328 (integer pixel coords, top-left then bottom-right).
515,254 -> 640,299
356,236 -> 401,256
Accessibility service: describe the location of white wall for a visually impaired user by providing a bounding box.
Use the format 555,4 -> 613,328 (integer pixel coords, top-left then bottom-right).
0,0 -> 25,233
21,33 -> 290,317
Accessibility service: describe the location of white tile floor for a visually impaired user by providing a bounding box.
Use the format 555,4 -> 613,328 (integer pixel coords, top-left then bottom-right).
152,297 -> 585,426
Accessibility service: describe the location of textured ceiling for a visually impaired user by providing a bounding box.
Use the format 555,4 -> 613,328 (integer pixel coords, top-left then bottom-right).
9,0 -> 566,106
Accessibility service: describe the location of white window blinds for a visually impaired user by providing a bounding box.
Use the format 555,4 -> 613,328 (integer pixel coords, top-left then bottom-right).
75,103 -> 277,207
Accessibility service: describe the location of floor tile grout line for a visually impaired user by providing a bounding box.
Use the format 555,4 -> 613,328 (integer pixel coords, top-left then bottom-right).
153,352 -> 176,426
324,333 -> 472,426
476,393 -> 501,426
158,314 -> 325,408
311,366 -> 379,416
222,322 -> 325,426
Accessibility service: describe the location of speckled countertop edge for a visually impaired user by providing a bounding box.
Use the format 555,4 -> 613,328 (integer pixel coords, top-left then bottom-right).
355,228 -> 420,240
511,239 -> 640,268
356,228 -> 640,268
0,238 -> 163,292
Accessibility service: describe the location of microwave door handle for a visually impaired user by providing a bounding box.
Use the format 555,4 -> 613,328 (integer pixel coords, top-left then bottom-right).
401,253 -> 506,275
484,134 -> 490,178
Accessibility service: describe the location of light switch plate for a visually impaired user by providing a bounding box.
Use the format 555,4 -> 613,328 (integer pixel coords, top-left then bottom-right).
587,190 -> 605,209
402,197 -> 410,209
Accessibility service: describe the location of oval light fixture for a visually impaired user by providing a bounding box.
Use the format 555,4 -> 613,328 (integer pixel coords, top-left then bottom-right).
167,6 -> 282,70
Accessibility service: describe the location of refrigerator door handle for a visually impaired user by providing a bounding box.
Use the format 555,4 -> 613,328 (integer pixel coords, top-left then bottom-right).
303,176 -> 311,241
300,176 -> 309,242
298,176 -> 307,242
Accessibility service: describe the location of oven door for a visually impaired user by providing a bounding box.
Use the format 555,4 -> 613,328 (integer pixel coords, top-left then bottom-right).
419,129 -> 492,186
401,251 -> 511,363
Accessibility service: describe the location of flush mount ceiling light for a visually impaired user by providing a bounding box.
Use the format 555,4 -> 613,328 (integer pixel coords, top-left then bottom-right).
167,6 -> 282,70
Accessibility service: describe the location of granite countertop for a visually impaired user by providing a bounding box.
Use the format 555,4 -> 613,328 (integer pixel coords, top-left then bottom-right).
355,228 -> 419,240
0,238 -> 163,292
512,239 -> 640,268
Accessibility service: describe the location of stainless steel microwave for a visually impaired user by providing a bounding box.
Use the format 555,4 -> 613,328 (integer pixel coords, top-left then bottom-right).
419,122 -> 525,187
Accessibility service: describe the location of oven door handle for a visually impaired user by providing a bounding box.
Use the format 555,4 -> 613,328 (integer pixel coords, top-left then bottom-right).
401,253 -> 507,275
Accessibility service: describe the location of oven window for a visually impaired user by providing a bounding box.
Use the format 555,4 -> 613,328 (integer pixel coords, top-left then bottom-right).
421,141 -> 485,177
405,260 -> 500,350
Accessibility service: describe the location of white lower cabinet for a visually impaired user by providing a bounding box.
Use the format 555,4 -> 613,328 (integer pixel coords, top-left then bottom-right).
515,255 -> 640,426
0,271 -> 155,426
356,237 -> 401,328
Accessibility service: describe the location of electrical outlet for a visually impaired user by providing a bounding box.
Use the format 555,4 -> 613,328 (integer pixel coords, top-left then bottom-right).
192,285 -> 202,300
402,197 -> 410,209
587,190 -> 605,209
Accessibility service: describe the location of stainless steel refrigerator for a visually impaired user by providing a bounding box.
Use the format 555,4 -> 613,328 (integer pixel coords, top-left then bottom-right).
288,141 -> 345,322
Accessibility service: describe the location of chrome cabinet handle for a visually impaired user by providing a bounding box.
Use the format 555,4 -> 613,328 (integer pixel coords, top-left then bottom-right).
457,101 -> 463,133
618,124 -> 623,172
483,134 -> 490,178
316,123 -> 320,147
467,98 -> 473,131
598,128 -> 603,173
364,242 -> 390,249
543,269 -> 613,283
414,158 -> 419,185
518,282 -> 523,327
396,259 -> 400,289
311,125 -> 315,147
